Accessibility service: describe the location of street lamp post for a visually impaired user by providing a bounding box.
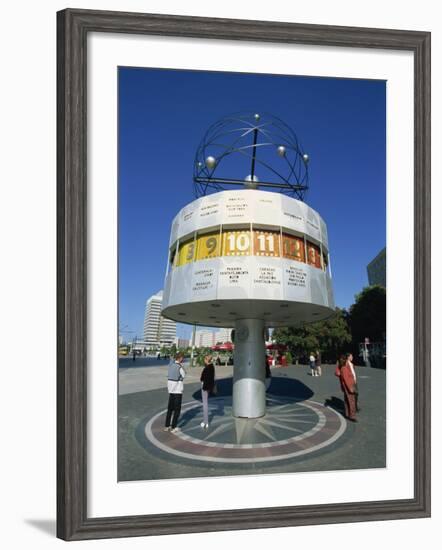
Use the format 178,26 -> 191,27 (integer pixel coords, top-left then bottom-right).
189,324 -> 196,368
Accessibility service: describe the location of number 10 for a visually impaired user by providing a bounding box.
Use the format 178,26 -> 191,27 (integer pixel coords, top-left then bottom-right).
227,233 -> 250,251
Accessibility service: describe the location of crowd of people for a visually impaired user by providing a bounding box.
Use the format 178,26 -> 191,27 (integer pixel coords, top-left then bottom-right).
162,349 -> 360,433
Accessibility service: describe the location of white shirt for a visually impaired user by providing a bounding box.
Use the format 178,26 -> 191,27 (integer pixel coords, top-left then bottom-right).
348,361 -> 356,381
167,365 -> 186,394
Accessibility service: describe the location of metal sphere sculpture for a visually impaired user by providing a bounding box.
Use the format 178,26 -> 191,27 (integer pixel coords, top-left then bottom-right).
193,112 -> 309,200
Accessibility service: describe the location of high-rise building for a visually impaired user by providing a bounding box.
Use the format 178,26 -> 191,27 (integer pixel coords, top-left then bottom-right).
158,315 -> 176,346
214,327 -> 232,344
143,290 -> 176,348
174,337 -> 190,348
195,329 -> 216,348
367,247 -> 386,288
193,327 -> 233,348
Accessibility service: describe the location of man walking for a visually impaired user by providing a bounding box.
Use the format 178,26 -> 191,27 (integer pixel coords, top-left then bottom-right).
164,352 -> 186,433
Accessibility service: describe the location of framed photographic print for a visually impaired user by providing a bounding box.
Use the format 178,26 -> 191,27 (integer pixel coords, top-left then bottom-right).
57,8 -> 431,541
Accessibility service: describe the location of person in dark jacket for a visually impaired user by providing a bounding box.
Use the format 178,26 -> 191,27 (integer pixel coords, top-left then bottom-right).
265,355 -> 272,391
200,355 -> 215,429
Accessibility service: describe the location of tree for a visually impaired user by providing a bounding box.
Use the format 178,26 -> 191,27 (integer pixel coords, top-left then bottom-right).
349,285 -> 386,345
195,347 -> 212,366
273,308 -> 351,363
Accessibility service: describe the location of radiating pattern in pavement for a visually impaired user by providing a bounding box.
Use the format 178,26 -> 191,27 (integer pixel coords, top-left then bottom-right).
144,395 -> 347,464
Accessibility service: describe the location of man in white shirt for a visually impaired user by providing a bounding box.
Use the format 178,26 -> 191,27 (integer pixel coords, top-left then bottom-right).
164,352 -> 186,433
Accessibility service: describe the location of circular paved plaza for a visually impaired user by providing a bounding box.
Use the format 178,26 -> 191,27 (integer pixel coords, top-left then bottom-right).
143,394 -> 346,464
119,363 -> 386,481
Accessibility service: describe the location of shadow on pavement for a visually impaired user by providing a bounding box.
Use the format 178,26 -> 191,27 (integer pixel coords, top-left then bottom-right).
324,396 -> 345,415
179,399 -> 228,428
118,358 -> 170,369
191,376 -> 314,403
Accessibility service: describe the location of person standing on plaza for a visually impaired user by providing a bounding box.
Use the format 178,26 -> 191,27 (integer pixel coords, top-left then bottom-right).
346,352 -> 360,411
315,349 -> 322,377
265,354 -> 272,391
309,352 -> 317,376
164,352 -> 186,433
200,354 -> 215,429
335,354 -> 358,421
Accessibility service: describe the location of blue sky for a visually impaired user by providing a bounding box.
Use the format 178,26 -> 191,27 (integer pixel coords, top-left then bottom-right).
118,67 -> 385,340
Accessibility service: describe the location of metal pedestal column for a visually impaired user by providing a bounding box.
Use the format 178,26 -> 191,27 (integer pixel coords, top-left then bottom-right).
232,318 -> 266,418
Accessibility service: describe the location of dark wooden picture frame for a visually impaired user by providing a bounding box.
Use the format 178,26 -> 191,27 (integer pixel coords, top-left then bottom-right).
57,8 -> 431,541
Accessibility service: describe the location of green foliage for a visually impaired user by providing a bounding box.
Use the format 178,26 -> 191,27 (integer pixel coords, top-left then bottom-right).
272,286 -> 386,365
194,347 -> 213,366
285,351 -> 293,365
349,285 -> 386,344
273,308 -> 351,363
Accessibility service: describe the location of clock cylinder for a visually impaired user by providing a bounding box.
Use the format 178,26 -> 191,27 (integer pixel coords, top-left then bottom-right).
162,189 -> 334,418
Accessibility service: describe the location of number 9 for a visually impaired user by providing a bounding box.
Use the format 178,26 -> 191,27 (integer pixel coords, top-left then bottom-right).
206,236 -> 217,255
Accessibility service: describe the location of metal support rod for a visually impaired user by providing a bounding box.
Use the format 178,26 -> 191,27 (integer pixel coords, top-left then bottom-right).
232,318 -> 266,418
189,324 -> 197,368
250,127 -> 259,181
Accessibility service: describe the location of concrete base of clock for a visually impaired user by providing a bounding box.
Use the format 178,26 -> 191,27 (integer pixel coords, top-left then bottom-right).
232,318 -> 266,418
